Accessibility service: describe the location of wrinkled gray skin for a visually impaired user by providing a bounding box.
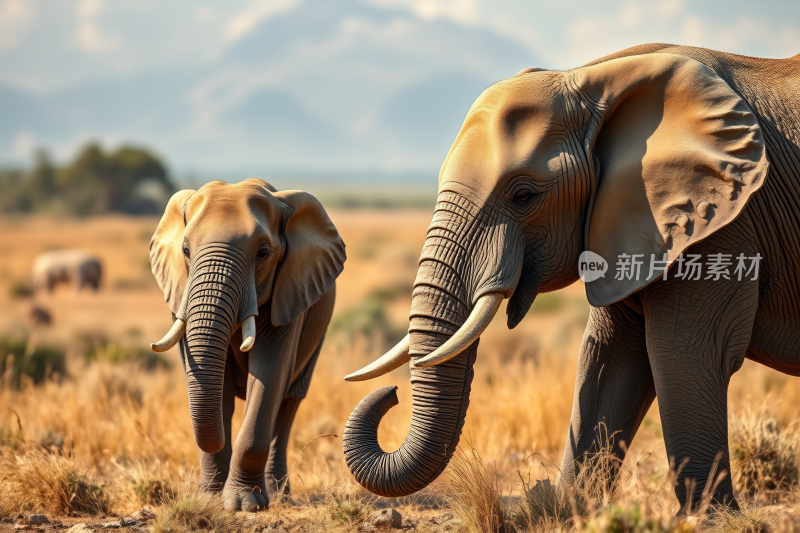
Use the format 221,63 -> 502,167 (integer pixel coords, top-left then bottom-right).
32,250 -> 102,293
181,285 -> 335,511
150,179 -> 345,511
343,44 -> 800,510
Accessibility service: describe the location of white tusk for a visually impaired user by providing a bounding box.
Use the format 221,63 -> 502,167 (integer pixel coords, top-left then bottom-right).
344,334 -> 410,382
151,319 -> 186,353
414,293 -> 503,368
240,315 -> 256,352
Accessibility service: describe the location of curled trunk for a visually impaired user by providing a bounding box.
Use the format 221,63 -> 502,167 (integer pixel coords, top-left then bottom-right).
344,337 -> 478,497
344,194 -> 483,497
183,245 -> 247,454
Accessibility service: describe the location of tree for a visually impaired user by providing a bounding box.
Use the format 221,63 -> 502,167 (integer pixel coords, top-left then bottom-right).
0,143 -> 176,216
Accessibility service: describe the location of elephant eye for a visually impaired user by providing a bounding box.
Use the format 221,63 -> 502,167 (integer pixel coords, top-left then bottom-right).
256,244 -> 271,261
513,189 -> 533,205
182,245 -> 190,258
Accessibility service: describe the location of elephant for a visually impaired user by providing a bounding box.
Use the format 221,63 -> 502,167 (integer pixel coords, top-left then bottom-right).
148,179 -> 345,512
341,44 -> 800,511
31,249 -> 102,293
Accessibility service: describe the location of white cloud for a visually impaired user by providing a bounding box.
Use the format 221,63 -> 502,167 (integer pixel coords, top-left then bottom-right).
654,0 -> 683,18
76,23 -> 118,53
225,0 -> 301,41
194,5 -> 215,21
75,0 -> 119,53
78,0 -> 102,17
12,132 -> 37,158
0,0 -> 34,51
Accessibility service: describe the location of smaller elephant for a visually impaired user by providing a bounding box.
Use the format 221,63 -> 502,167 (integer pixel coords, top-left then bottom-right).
32,250 -> 102,293
149,179 -> 346,512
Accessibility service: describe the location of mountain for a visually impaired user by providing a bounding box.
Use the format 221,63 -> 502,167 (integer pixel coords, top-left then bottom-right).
0,0 -> 539,176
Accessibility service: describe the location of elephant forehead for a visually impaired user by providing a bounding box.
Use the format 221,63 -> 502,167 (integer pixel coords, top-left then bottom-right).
439,76 -> 566,201
184,181 -> 282,247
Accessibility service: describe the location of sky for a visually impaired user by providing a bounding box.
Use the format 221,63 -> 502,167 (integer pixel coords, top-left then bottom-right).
0,0 -> 797,175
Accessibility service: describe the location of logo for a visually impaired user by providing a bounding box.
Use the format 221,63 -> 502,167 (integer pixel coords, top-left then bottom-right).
579,251 -> 608,282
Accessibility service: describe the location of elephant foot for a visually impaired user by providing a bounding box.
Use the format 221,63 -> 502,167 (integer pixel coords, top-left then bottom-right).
202,483 -> 224,494
222,486 -> 267,512
265,473 -> 290,501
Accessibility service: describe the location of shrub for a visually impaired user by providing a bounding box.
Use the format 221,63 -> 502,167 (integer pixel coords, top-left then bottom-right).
0,336 -> 67,387
0,445 -> 113,515
328,286 -> 408,352
581,504 -> 693,533
310,478 -> 374,527
8,278 -> 33,298
327,492 -> 373,525
120,458 -> 176,506
701,503 -> 777,533
730,404 -> 799,498
510,478 -> 583,532
80,331 -> 170,370
152,478 -> 238,533
447,446 -> 509,533
510,426 -> 621,531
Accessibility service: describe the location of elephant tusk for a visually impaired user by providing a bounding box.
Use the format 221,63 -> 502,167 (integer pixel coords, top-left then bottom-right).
414,293 -> 503,368
344,334 -> 410,382
240,315 -> 256,352
151,319 -> 186,353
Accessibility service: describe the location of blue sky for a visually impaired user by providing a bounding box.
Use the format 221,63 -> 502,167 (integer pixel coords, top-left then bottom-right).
0,0 -> 797,174
2,0 -> 796,92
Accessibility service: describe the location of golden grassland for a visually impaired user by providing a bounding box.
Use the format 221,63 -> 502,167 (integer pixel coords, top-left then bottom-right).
1,211 -> 800,531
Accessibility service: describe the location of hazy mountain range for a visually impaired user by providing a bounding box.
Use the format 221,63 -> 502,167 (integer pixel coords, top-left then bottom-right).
0,0 -> 539,179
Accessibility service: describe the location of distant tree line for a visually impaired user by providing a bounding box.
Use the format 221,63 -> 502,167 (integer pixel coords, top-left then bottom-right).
0,143 -> 175,216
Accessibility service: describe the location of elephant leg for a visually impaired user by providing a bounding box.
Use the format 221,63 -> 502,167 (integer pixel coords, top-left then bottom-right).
560,300 -> 655,488
265,338 -> 323,500
223,324 -> 296,512
199,351 -> 236,492
642,255 -> 758,512
265,396 -> 302,500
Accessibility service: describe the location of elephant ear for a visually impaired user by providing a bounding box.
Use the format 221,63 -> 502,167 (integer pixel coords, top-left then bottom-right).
271,191 -> 346,326
150,189 -> 195,316
575,53 -> 768,306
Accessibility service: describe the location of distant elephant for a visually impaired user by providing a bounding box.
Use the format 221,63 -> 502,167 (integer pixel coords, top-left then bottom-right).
32,250 -> 102,293
342,44 -> 800,510
148,179 -> 345,512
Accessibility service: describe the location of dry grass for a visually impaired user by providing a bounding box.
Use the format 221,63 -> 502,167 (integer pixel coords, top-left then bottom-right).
445,422 -> 800,532
580,505 -> 694,533
1,213 -> 800,531
447,446 -> 509,532
116,456 -> 177,507
730,403 -> 800,499
323,479 -> 377,527
700,503 -> 777,533
151,475 -> 239,533
0,444 -> 113,515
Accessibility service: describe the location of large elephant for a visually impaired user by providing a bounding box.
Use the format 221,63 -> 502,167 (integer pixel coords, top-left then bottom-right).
32,250 -> 102,293
342,44 -> 800,510
148,179 -> 345,511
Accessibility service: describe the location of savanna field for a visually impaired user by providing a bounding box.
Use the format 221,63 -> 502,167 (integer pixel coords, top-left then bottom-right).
2,210 -> 800,532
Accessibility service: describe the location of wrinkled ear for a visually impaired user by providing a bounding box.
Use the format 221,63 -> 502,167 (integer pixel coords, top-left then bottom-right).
271,191 -> 346,326
150,190 -> 195,315
573,53 -> 768,306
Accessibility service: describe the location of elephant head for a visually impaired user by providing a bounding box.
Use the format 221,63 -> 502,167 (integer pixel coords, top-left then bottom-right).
149,179 -> 345,454
343,53 -> 768,497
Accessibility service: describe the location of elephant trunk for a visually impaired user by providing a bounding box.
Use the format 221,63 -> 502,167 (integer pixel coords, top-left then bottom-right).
344,193 -> 509,497
184,244 -> 249,454
344,357 -> 479,497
